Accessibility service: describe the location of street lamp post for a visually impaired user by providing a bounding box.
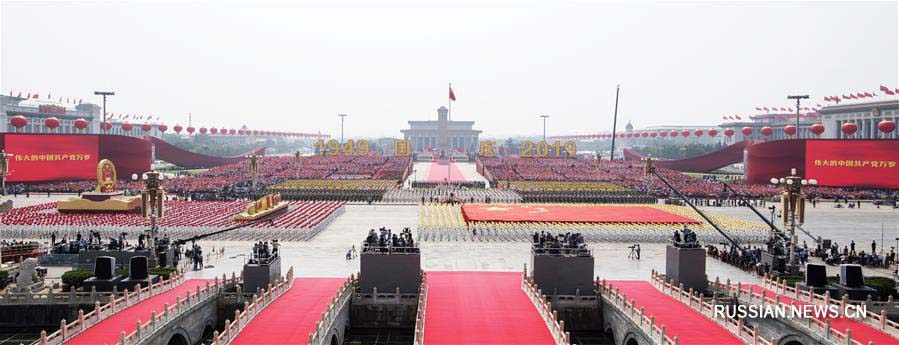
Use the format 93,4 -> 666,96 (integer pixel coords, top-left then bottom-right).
133,171 -> 165,267
787,95 -> 809,138
770,168 -> 817,275
94,91 -> 115,129
540,115 -> 549,142
0,150 -> 13,195
338,114 -> 348,143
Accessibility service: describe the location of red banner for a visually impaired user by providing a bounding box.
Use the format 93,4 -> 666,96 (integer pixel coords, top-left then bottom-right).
805,140 -> 899,189
6,134 -> 98,182
461,204 -> 700,224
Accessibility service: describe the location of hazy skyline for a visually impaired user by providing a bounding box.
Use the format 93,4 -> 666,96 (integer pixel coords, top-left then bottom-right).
2,1 -> 897,138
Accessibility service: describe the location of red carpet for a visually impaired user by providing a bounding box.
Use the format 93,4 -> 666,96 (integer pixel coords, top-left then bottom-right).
232,278 -> 345,344
424,271 -> 555,344
67,279 -> 210,345
743,284 -> 897,344
609,281 -> 743,345
426,162 -> 465,182
461,204 -> 700,224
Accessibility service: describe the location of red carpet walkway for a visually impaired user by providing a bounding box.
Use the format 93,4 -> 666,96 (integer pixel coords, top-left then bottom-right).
232,278 -> 345,344
743,284 -> 898,344
426,162 -> 465,183
424,271 -> 555,344
67,279 -> 210,345
609,281 -> 743,345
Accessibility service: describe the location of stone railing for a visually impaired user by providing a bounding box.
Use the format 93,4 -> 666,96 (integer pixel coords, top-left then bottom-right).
413,272 -> 428,345
211,267 -> 294,345
596,277 -> 678,345
308,274 -> 356,345
116,276 -> 240,345
649,270 -> 775,345
37,272 -> 188,345
761,275 -> 899,338
702,273 -> 865,345
0,284 -> 124,305
521,265 -> 571,345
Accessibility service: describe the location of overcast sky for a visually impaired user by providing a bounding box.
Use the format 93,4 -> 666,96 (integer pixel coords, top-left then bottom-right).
2,1 -> 897,138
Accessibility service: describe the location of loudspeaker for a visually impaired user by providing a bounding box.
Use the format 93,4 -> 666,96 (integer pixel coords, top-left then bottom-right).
130,256 -> 149,280
94,256 -> 115,280
840,264 -> 863,287
805,263 -> 827,287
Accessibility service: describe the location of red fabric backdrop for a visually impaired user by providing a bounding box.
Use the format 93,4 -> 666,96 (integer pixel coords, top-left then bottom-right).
461,204 -> 700,223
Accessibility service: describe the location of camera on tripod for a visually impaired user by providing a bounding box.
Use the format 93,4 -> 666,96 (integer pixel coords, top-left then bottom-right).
627,244 -> 641,259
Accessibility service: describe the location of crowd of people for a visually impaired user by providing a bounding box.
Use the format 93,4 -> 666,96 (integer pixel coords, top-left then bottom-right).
249,240 -> 280,264
818,240 -> 895,269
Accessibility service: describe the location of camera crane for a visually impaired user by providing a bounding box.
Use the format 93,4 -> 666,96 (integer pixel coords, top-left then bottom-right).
719,181 -> 820,245
643,158 -> 747,255
173,206 -> 289,246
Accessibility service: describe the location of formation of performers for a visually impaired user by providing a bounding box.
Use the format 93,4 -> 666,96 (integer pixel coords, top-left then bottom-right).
362,227 -> 418,254
518,190 -> 657,204
532,231 -> 589,256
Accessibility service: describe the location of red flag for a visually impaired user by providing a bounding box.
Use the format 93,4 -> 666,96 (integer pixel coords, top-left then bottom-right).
735,115 -> 741,120
763,107 -> 769,111
842,95 -> 850,100
864,92 -> 873,98
16,92 -> 21,98
855,92 -> 864,98
449,84 -> 456,101
886,89 -> 896,95
755,107 -> 762,111
722,116 -> 727,120
880,85 -> 890,93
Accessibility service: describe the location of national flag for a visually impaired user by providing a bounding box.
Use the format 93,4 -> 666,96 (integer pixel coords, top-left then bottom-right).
881,85 -> 891,93
449,84 -> 456,101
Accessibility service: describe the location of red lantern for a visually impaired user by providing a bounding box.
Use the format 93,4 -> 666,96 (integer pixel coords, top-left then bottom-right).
810,123 -> 825,136
141,123 -> 152,132
760,126 -> 773,137
157,124 -> 168,133
252,130 -> 259,136
220,127 -> 227,134
707,129 -> 718,137
681,129 -> 690,137
9,115 -> 27,131
660,131 -> 668,138
669,130 -> 678,137
741,127 -> 753,136
101,121 -> 112,131
199,127 -> 208,134
210,127 -> 219,134
229,129 -> 236,135
173,125 -> 183,133
187,126 -> 195,134
641,132 -> 648,138
238,129 -> 246,135
783,125 -> 796,136
650,131 -> 658,138
694,129 -> 703,137
44,117 -> 60,131
74,118 -> 88,131
121,122 -> 133,132
878,120 -> 896,134
724,128 -> 735,137
841,122 -> 858,136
